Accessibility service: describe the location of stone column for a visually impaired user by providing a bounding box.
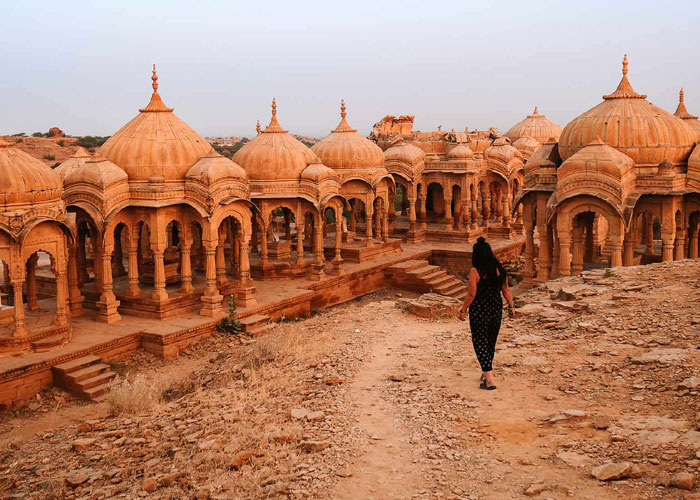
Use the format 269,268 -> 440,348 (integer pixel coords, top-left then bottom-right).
26,254 -> 39,311
77,233 -> 89,286
558,235 -> 571,277
296,222 -> 305,265
536,223 -> 551,282
126,241 -> 141,297
215,240 -> 228,288
54,269 -> 68,326
501,196 -> 511,229
179,240 -> 194,294
461,201 -> 470,232
689,227 -> 699,259
373,208 -> 381,239
481,190 -> 490,227
661,238 -> 674,262
235,239 -> 257,307
200,243 -> 223,316
551,230 -> 560,278
284,212 -> 292,241
349,207 -> 357,232
609,240 -> 623,268
365,203 -> 374,246
311,214 -> 325,281
67,246 -> 84,316
571,225 -> 584,275
645,215 -> 654,255
622,234 -> 635,267
408,197 -> 417,236
260,224 -> 269,269
93,245 -> 103,293
151,247 -> 168,303
522,203 -> 534,284
332,206 -> 344,275
674,230 -> 686,260
443,194 -> 453,232
113,233 -> 126,276
12,279 -> 27,337
470,195 -> 478,230
97,248 -> 121,323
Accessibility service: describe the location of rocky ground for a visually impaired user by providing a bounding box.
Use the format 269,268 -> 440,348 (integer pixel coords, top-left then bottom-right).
1,260 -> 699,499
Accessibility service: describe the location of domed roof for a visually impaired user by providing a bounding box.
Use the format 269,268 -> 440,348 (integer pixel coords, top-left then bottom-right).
468,136 -> 492,154
98,66 -> 214,181
301,162 -> 339,182
485,137 -> 523,163
384,138 -> 426,164
524,141 -> 561,177
186,153 -> 248,187
65,157 -> 128,189
674,88 -> 700,142
0,137 -> 62,205
55,146 -> 92,181
233,99 -> 320,181
311,101 -> 385,169
556,138 -> 635,211
505,107 -> 563,144
446,143 -> 474,160
512,136 -> 541,160
558,56 -> 695,166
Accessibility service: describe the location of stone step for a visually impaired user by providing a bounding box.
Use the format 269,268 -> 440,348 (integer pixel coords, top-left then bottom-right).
239,314 -> 271,333
53,355 -> 102,375
77,371 -> 117,392
31,335 -> 65,352
385,259 -> 430,276
425,274 -> 453,288
406,265 -> 440,279
65,363 -> 111,384
83,380 -> 117,400
453,289 -> 468,301
434,280 -> 463,294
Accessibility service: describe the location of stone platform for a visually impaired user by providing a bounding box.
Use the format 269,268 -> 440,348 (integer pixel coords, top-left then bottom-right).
0,238 -> 523,408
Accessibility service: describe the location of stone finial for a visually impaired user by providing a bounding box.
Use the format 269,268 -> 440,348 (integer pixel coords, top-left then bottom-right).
152,64 -> 159,93
680,88 -> 685,104
272,98 -> 277,118
533,106 -> 539,115
603,54 -> 646,100
622,54 -> 628,76
340,99 -> 346,119
256,120 -> 261,135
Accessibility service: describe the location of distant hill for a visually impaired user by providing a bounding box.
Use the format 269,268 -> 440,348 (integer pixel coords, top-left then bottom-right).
1,134 -> 110,167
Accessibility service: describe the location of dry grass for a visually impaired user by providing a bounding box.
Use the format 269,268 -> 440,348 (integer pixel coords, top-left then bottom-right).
105,374 -> 164,415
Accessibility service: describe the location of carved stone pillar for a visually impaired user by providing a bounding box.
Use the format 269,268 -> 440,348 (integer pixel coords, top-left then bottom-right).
661,238 -> 674,262
215,241 -> 228,288
236,239 -> 257,307
200,244 -> 223,316
126,242 -> 141,297
77,232 -> 89,286
418,196 -> 427,231
332,206 -> 344,275
365,204 -> 374,246
67,246 -> 84,316
12,279 -> 27,338
443,195 -> 453,232
260,224 -> 269,269
689,229 -> 699,259
408,197 -> 417,235
675,230 -> 686,260
609,240 -> 623,268
558,235 -> 571,277
97,248 -> 121,324
310,214 -> 325,281
571,226 -> 584,275
536,223 -> 551,282
179,241 -> 194,294
522,203 -> 534,284
481,191 -> 490,227
622,236 -> 635,267
26,254 -> 39,311
54,269 -> 68,326
295,221 -> 305,265
645,215 -> 654,255
151,249 -> 168,303
470,195 -> 478,230
502,196 -> 511,229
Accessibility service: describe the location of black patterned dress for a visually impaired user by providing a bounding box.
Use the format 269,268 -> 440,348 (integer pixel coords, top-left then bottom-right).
468,271 -> 503,372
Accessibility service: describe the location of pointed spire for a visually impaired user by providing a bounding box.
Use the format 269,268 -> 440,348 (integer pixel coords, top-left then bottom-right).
603,54 -> 646,100
533,106 -> 539,115
140,63 -> 173,112
72,146 -> 92,158
528,106 -> 543,118
256,120 -> 261,135
332,98 -> 357,133
675,87 -> 699,120
263,98 -> 287,133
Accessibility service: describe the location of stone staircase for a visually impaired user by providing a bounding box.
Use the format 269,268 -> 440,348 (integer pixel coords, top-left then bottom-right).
52,355 -> 117,401
386,260 -> 468,301
239,314 -> 273,337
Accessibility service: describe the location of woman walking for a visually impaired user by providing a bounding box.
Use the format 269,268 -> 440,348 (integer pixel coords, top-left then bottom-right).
457,237 -> 515,390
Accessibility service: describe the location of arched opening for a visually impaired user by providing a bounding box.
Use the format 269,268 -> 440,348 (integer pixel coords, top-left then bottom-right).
216,215 -> 244,289
266,207 -> 296,263
347,198 -> 367,237
426,182 -> 444,221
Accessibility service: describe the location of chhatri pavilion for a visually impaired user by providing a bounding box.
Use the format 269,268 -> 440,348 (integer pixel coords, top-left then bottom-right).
517,55 -> 700,283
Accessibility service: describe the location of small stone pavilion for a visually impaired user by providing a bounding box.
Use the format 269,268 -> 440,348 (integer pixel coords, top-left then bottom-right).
369,108 -> 560,242
517,56 -> 700,283
0,136 -> 72,354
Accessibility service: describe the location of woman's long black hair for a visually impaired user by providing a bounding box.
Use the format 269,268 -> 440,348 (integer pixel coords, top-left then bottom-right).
471,237 -> 507,287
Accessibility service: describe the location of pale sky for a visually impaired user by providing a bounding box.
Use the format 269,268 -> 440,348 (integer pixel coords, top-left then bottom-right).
2,0 -> 699,139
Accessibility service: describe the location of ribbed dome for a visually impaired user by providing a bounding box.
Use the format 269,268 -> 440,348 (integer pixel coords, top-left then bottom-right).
55,146 -> 92,181
233,99 -> 320,181
186,153 -> 248,187
446,143 -> 474,160
0,137 -> 62,205
674,88 -> 700,143
301,162 -> 339,182
485,137 -> 523,164
505,107 -> 563,144
384,139 -> 426,164
558,56 -> 695,166
98,66 -> 213,181
512,136 -> 541,159
311,101 -> 385,169
66,158 -> 128,189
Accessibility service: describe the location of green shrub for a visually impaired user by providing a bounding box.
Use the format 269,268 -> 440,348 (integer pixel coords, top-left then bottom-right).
43,154 -> 55,161
75,135 -> 110,148
216,295 -> 242,334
